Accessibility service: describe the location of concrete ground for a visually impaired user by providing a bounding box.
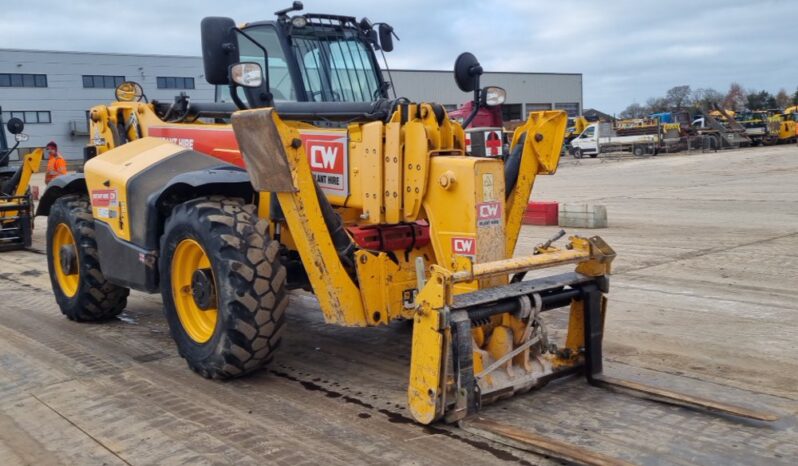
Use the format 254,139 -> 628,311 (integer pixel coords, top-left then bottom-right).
0,145 -> 796,465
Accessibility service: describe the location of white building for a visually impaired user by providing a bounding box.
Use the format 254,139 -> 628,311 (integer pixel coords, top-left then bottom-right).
0,48 -> 582,162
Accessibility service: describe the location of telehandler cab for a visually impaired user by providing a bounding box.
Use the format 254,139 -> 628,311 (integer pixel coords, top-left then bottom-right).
37,3 -> 775,461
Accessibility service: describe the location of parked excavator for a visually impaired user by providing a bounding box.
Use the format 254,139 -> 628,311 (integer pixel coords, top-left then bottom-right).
36,3 -> 777,463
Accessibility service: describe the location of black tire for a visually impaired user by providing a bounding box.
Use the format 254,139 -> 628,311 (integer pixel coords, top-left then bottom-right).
46,195 -> 129,321
632,145 -> 645,157
160,197 -> 288,379
573,148 -> 583,159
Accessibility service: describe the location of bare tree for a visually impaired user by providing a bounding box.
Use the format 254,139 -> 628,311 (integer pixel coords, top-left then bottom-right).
775,89 -> 791,109
646,97 -> 669,114
619,102 -> 646,119
723,83 -> 746,111
665,85 -> 691,110
691,88 -> 724,109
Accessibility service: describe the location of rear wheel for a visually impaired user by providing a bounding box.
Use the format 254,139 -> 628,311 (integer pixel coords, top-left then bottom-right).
160,197 -> 287,379
46,195 -> 129,321
632,145 -> 645,157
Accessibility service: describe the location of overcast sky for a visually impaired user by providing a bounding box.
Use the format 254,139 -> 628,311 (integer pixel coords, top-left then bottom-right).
2,0 -> 795,113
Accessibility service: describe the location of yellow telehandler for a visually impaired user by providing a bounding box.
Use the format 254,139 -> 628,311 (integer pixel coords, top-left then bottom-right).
36,3 -> 776,462
1,117 -> 42,251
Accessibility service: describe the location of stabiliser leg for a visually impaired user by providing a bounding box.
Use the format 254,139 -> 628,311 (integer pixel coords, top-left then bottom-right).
580,286 -> 778,422
447,311 -> 480,423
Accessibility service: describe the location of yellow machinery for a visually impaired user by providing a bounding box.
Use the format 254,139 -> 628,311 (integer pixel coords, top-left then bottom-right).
774,107 -> 797,143
709,109 -> 735,120
564,115 -> 589,143
36,7 -> 775,460
0,118 -> 42,251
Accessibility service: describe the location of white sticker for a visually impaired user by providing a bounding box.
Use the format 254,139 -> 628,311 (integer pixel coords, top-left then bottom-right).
482,174 -> 495,202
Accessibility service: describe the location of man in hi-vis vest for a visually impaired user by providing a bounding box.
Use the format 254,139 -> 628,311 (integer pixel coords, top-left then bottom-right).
45,141 -> 67,184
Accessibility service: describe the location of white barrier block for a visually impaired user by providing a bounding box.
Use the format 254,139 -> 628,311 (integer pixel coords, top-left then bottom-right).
558,203 -> 608,228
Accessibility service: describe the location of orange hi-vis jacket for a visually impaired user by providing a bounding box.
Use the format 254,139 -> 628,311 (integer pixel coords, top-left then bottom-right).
45,153 -> 67,184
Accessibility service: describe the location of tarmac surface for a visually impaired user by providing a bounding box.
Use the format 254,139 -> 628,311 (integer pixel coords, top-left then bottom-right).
1,145 -> 796,465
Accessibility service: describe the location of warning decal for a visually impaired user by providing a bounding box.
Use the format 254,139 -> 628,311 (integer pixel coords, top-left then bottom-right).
91,189 -> 118,208
484,130 -> 503,157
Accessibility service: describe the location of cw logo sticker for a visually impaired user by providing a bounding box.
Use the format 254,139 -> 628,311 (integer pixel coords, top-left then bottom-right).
451,236 -> 476,255
309,144 -> 338,170
477,201 -> 502,227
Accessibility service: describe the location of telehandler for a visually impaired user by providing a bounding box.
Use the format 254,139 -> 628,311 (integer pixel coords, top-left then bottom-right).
37,3 -> 775,462
0,117 -> 41,251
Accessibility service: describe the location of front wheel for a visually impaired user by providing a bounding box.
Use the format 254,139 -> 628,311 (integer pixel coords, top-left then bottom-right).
160,197 -> 288,379
46,195 -> 129,321
573,148 -> 583,159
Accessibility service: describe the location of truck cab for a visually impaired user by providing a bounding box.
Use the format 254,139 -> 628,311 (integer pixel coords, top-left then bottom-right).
569,123 -> 598,158
570,121 -> 660,158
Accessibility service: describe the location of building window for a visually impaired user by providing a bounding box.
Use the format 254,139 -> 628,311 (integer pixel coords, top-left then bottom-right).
0,73 -> 48,88
3,110 -> 52,124
555,102 -> 580,117
82,75 -> 125,88
525,103 -> 551,112
157,76 -> 195,89
502,104 -> 523,121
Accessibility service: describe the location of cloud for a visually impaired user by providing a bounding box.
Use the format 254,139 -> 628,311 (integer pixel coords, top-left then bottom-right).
1,0 -> 795,113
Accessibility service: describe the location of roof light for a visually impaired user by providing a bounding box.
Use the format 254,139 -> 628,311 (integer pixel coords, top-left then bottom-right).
291,15 -> 308,28
483,86 -> 506,106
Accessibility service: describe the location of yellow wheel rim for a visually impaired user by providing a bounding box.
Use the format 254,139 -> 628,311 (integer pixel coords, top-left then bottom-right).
171,239 -> 218,344
52,223 -> 79,297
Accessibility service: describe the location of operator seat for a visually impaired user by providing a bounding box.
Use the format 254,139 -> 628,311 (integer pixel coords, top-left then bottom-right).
0,167 -> 22,197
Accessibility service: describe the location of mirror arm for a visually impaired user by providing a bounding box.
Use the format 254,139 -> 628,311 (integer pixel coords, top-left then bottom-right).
0,141 -> 20,166
230,84 -> 249,110
234,27 -> 274,108
462,82 -> 482,128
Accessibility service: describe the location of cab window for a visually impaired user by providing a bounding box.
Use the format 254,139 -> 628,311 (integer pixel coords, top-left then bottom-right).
292,33 -> 380,102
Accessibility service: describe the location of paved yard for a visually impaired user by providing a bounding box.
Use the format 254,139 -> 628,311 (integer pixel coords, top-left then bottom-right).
1,145 -> 796,464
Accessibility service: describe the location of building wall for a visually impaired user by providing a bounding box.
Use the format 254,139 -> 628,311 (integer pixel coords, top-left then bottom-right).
386,69 -> 583,118
1,48 -> 582,161
0,49 -> 213,161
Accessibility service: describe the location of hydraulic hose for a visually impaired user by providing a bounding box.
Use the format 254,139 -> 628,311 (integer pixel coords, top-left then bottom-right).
504,133 -> 525,199
313,180 -> 357,271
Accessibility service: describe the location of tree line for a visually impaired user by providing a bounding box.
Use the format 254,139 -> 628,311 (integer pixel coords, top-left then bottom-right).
619,85 -> 798,119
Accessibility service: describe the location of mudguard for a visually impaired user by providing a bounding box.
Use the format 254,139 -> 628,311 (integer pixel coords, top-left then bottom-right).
94,165 -> 254,292
35,173 -> 87,216
142,165 -> 254,249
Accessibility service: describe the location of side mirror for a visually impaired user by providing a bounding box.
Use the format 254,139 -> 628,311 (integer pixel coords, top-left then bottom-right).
229,62 -> 263,88
379,24 -> 394,52
201,17 -> 240,85
453,52 -> 482,93
481,86 -> 506,107
6,117 -> 24,135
